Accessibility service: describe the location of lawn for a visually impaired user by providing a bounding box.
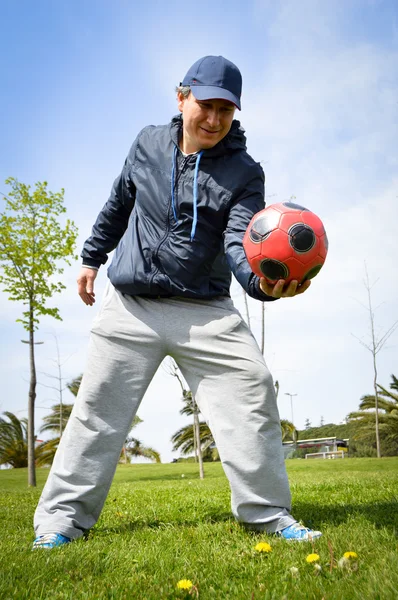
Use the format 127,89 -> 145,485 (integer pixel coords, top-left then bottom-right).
1,458 -> 397,599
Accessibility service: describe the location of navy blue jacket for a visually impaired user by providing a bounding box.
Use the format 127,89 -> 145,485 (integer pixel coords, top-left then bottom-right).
81,115 -> 273,301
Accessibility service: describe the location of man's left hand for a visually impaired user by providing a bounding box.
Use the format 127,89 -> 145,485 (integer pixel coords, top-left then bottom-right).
260,278 -> 311,299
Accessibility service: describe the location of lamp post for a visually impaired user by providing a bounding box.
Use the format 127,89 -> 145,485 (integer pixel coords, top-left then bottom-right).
284,392 -> 297,425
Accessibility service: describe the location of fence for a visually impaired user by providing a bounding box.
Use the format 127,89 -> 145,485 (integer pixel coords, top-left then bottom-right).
305,451 -> 345,460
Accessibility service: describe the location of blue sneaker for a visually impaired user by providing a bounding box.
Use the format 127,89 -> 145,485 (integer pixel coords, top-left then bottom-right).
277,522 -> 322,541
32,533 -> 71,549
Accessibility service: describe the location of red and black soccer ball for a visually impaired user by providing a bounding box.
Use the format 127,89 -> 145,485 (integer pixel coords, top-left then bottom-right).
243,201 -> 328,285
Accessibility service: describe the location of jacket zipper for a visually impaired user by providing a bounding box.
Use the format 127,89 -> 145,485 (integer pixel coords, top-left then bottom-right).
149,153 -> 191,289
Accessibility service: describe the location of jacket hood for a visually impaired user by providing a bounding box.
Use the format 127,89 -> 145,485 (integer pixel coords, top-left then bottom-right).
170,114 -> 247,157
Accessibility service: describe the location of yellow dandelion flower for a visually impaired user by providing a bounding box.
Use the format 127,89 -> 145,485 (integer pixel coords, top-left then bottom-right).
255,542 -> 272,553
177,579 -> 193,590
343,551 -> 358,560
306,553 -> 320,563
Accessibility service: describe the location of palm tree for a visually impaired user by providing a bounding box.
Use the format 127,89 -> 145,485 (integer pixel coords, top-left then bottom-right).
348,374 -> 398,455
0,412 -> 47,468
167,359 -> 205,477
35,438 -> 60,468
180,390 -> 206,475
0,412 -> 29,468
171,421 -> 216,457
280,419 -> 297,442
40,403 -> 74,436
66,375 -> 82,398
124,437 -> 161,463
179,390 -> 199,454
123,415 -> 161,463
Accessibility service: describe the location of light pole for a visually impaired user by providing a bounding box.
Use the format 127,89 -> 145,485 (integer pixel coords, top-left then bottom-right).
284,392 -> 297,425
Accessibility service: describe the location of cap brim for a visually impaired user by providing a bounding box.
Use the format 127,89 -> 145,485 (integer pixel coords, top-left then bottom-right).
191,85 -> 241,110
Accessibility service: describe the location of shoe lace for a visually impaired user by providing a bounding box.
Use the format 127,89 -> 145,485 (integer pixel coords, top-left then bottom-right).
35,533 -> 61,544
292,522 -> 312,532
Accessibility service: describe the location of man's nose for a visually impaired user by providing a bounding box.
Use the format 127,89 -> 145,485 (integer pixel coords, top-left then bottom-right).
207,110 -> 220,128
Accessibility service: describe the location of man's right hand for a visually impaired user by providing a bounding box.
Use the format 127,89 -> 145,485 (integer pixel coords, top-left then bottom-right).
77,267 -> 98,306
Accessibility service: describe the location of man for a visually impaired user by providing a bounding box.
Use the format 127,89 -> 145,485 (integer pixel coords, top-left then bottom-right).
33,56 -> 321,549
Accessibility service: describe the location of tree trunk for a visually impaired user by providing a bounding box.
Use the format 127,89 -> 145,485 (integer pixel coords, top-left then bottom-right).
366,275 -> 381,458
192,415 -> 198,463
28,303 -> 37,487
372,354 -> 381,458
193,407 -> 204,479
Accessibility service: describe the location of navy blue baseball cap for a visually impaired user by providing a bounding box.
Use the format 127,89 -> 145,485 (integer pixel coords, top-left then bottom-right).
181,55 -> 242,110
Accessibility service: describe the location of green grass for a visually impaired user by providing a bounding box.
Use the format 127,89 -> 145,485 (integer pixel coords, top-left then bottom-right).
1,458 -> 398,599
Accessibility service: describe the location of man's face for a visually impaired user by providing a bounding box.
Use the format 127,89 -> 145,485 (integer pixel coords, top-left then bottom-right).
177,92 -> 236,154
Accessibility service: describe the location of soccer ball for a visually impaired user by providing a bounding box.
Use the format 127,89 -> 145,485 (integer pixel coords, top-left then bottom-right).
243,201 -> 328,285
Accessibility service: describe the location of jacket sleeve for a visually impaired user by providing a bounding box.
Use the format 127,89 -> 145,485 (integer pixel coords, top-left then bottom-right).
81,138 -> 138,269
224,166 -> 277,302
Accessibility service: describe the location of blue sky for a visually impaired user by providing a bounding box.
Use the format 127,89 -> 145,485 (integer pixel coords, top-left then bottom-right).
1,0 -> 397,462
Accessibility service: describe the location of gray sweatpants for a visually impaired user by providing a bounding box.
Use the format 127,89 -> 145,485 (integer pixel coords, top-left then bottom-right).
34,284 -> 295,539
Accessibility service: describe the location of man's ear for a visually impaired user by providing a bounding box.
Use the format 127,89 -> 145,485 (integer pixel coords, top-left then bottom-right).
177,91 -> 185,113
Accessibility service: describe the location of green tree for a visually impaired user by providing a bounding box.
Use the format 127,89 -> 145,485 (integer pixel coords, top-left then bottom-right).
348,374 -> 398,456
168,359 -> 205,478
124,436 -> 161,463
40,403 -> 74,436
122,415 -> 161,463
171,421 -> 217,460
180,390 -> 205,472
0,411 -> 47,468
66,375 -> 83,398
0,178 -> 78,486
280,419 -> 297,442
0,412 -> 29,468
